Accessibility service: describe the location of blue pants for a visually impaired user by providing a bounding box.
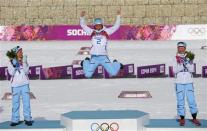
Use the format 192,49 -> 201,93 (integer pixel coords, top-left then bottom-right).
175,83 -> 198,116
83,55 -> 121,78
11,84 -> 32,123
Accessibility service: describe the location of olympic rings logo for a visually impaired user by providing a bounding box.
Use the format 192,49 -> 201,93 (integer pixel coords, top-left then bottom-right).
188,28 -> 206,36
91,122 -> 119,131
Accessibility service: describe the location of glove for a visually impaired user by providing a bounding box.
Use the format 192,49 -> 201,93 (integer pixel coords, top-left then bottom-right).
11,59 -> 20,68
23,55 -> 28,63
183,57 -> 193,72
183,58 -> 190,66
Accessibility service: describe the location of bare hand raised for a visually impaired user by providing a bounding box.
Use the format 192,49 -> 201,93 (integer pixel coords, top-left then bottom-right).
81,11 -> 86,17
117,10 -> 121,15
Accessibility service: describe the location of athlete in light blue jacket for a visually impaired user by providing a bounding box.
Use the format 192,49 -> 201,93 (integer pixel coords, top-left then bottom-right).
7,46 -> 33,126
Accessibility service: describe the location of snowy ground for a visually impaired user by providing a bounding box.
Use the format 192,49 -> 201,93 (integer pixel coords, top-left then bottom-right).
0,40 -> 206,123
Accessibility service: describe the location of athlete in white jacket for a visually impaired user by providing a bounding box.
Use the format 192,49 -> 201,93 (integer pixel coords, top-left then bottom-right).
173,53 -> 194,84
80,11 -> 122,78
173,42 -> 200,126
8,57 -> 29,88
7,46 -> 33,126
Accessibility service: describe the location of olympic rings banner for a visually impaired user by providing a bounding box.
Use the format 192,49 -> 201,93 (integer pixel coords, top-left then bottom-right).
0,25 -> 206,41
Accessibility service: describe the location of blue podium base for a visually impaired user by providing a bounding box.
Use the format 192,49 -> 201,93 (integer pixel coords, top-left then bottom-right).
0,112 -> 206,131
145,119 -> 207,131
0,120 -> 65,131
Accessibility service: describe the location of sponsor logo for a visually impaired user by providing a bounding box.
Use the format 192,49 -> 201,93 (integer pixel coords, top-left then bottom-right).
160,65 -> 165,73
205,69 -> 207,74
97,66 -> 103,73
36,67 -> 41,74
128,65 -> 134,73
4,68 -> 7,76
141,68 -> 149,75
141,67 -> 159,75
75,69 -> 84,75
150,67 -> 157,73
29,69 -> 32,74
67,67 -> 72,75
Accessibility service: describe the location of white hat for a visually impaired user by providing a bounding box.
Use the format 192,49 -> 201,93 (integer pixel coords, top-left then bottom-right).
177,42 -> 186,48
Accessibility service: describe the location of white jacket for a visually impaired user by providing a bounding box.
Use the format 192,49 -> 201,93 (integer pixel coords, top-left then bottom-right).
8,61 -> 29,88
172,54 -> 194,84
80,15 -> 121,55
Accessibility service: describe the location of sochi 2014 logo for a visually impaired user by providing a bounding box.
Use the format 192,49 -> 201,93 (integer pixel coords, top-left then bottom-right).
67,29 -> 89,36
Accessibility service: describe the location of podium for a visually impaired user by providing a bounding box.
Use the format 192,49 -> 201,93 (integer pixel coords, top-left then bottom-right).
61,110 -> 149,131
1,110 -> 206,131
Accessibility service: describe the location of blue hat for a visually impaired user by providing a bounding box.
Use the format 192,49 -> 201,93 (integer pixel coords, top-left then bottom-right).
12,46 -> 22,53
177,42 -> 186,48
93,18 -> 103,25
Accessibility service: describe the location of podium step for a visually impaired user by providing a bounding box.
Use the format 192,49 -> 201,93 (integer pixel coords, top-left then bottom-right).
61,110 -> 149,131
1,113 -> 206,131
145,119 -> 207,131
0,120 -> 65,131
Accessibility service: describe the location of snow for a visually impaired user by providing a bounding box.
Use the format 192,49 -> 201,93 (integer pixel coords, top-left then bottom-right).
0,40 -> 206,122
